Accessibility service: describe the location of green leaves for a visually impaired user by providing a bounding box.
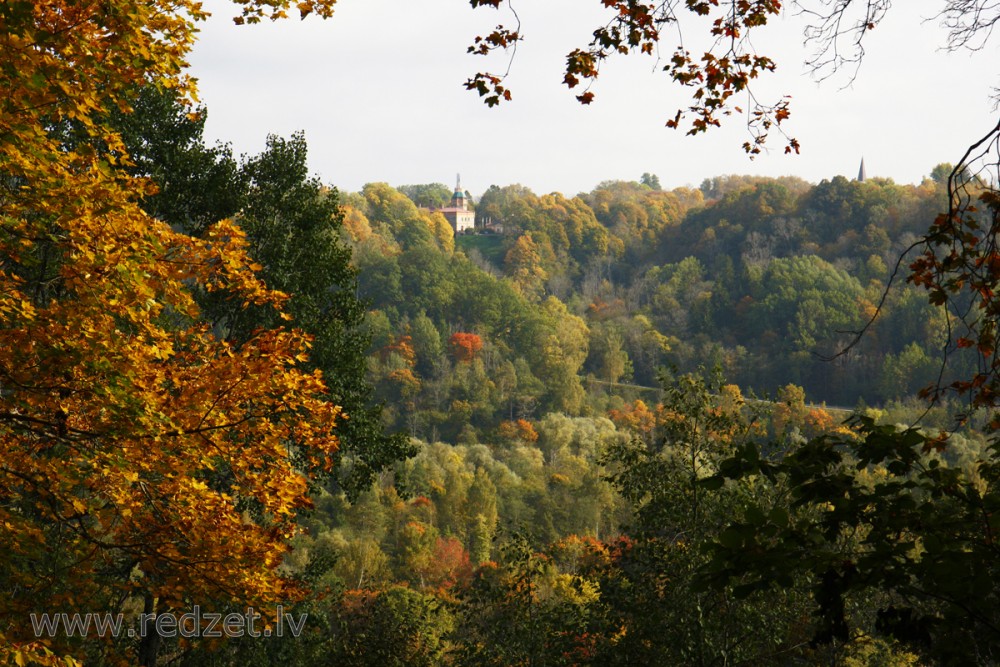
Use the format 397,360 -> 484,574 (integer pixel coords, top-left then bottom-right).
703,413 -> 1000,662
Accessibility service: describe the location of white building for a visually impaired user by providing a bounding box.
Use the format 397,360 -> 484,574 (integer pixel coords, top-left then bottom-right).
438,174 -> 475,233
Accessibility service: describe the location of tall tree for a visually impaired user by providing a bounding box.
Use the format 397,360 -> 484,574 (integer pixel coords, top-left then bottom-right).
0,1 -> 339,664
226,132 -> 413,496
113,87 -> 411,497
112,85 -> 245,235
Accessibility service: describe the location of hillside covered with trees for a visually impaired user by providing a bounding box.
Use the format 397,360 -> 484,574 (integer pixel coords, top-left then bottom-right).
6,1 -> 1000,666
12,83 -> 996,666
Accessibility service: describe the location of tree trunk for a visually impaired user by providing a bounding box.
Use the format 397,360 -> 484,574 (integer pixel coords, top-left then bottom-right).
138,593 -> 160,667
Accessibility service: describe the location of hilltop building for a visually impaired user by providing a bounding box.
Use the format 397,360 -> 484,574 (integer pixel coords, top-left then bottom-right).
438,174 -> 475,233
857,158 -> 867,182
481,216 -> 504,234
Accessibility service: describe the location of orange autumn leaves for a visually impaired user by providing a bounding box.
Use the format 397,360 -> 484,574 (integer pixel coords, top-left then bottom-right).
449,332 -> 484,363
608,384 -> 855,442
0,132 -> 339,621
1,0 -> 341,660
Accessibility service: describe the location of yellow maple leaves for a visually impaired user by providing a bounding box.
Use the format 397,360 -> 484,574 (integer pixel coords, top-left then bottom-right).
1,0 -> 342,662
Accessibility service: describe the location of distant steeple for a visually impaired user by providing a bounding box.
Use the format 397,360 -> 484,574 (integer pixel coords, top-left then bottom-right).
857,158 -> 867,182
442,173 -> 475,232
450,173 -> 468,211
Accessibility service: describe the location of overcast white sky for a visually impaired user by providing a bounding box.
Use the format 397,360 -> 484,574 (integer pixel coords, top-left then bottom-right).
186,0 -> 998,197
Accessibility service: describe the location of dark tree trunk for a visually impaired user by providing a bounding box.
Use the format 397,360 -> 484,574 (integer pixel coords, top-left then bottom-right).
138,593 -> 160,667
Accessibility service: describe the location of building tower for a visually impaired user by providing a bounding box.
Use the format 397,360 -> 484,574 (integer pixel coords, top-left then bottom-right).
452,173 -> 466,208
857,158 -> 867,182
440,173 -> 475,233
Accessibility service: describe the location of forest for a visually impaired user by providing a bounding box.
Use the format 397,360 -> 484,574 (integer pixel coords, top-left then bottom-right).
5,0 -> 1000,666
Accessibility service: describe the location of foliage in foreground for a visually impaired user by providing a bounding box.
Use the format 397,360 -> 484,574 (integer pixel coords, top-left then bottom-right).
1,0 -> 343,665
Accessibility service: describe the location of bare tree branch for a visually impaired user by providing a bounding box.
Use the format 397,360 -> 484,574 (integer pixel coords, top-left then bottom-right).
792,0 -> 893,84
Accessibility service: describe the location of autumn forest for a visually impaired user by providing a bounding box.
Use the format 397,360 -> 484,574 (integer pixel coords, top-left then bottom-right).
5,1 -> 1000,666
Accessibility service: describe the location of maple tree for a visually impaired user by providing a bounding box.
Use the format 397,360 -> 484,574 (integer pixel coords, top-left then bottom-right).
466,0 -> 807,154
464,1 -> 995,161
908,122 -> 1000,417
104,87 -> 411,499
0,0 -> 340,664
448,332 -> 484,363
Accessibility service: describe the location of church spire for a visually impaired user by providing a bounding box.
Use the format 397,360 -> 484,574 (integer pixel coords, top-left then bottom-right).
857,158 -> 867,182
451,173 -> 467,210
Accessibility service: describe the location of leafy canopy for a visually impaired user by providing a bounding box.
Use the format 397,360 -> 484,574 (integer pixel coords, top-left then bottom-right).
0,0 -> 340,663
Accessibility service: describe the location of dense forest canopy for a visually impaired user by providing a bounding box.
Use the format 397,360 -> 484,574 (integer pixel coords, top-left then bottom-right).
350,169 -> 950,428
5,0 -> 1000,666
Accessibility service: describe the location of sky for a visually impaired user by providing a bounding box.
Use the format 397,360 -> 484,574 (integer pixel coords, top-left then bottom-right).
186,0 -> 999,198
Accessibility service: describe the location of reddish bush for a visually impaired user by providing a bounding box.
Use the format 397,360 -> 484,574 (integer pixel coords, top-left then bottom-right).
449,332 -> 483,362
